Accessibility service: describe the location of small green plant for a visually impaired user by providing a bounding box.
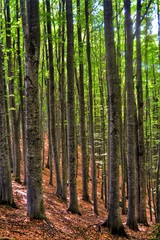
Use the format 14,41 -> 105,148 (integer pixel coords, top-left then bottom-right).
149,224 -> 160,240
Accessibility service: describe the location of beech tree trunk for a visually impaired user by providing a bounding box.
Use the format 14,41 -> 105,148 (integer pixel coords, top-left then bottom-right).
103,0 -> 126,235
59,0 -> 67,201
85,0 -> 98,214
66,0 -> 79,214
46,0 -> 62,196
16,0 -> 26,184
77,0 -> 90,202
122,87 -> 127,215
125,0 -> 138,230
99,69 -> 107,208
24,0 -> 45,219
136,0 -> 148,224
156,142 -> 160,222
5,0 -> 21,183
156,0 -> 160,223
0,43 -> 15,207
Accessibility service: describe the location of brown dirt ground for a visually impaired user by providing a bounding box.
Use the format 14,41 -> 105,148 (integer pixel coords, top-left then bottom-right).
0,137 -> 156,240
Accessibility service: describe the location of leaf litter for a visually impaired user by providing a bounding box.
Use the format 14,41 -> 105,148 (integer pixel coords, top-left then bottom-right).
0,137 -> 156,239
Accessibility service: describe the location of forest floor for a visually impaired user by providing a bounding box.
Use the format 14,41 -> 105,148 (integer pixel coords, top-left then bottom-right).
0,137 -> 158,240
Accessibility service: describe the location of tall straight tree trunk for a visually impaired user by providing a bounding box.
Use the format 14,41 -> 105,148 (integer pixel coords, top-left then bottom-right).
156,0 -> 160,223
43,20 -> 52,171
66,0 -> 79,214
156,143 -> 160,222
85,0 -> 98,215
0,43 -> 15,207
57,0 -> 68,201
125,0 -> 138,230
4,76 -> 13,171
144,18 -> 153,222
115,0 -> 127,215
136,0 -> 148,224
46,0 -> 62,196
24,0 -> 45,219
4,0 -> 21,183
20,0 -> 28,184
0,2 -> 12,172
99,70 -> 107,208
103,0 -> 126,235
122,86 -> 127,215
98,34 -> 107,205
16,0 -> 26,184
40,41 -> 45,170
76,0 -> 89,202
59,0 -> 67,201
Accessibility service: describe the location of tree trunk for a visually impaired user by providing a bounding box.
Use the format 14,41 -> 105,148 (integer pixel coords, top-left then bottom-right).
66,0 -> 79,214
136,0 -> 148,225
122,87 -> 127,215
5,0 -> 21,183
59,0 -> 68,201
85,0 -> 98,215
76,0 -> 90,202
0,43 -> 15,207
156,0 -> 160,223
98,69 -> 107,208
16,0 -> 26,184
24,0 -> 45,219
46,0 -> 62,196
103,0 -> 126,235
125,0 -> 138,230
156,142 -> 160,222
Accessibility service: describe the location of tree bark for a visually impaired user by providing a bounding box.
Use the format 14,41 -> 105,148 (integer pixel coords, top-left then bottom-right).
76,0 -> 90,202
156,142 -> 160,222
103,0 -> 126,235
16,0 -> 26,184
0,43 -> 15,207
66,0 -> 79,214
46,0 -> 62,196
59,0 -> 67,201
136,0 -> 148,224
125,0 -> 138,230
85,0 -> 98,215
24,0 -> 45,219
5,0 -> 21,183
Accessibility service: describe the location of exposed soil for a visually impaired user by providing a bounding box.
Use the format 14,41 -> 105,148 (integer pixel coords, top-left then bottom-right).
0,137 -> 156,239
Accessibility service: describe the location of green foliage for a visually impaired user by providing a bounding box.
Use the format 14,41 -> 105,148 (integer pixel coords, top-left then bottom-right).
149,224 -> 160,240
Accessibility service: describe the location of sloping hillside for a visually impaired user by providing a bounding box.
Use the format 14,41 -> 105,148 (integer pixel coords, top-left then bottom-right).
0,138 -> 155,240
